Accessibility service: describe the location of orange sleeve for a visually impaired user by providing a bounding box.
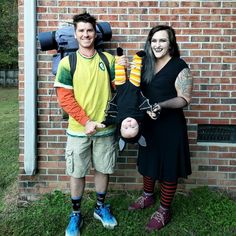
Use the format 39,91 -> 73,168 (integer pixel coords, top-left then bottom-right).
56,87 -> 90,126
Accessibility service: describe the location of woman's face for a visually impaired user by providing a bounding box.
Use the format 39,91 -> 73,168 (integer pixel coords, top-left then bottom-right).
151,30 -> 170,59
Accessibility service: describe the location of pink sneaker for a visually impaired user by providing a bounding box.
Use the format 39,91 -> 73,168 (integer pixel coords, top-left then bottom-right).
146,207 -> 171,231
128,194 -> 155,211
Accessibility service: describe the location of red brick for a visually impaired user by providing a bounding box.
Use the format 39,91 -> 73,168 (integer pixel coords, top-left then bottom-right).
210,119 -> 230,125
160,1 -> 179,7
119,1 -> 138,7
191,22 -> 210,28
202,2 -> 221,7
211,8 -> 231,14
191,9 -> 210,14
99,1 -> 118,7
210,105 -> 230,111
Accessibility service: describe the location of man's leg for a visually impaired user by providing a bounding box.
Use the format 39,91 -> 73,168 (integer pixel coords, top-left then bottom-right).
94,171 -> 108,207
66,178 -> 85,236
94,171 -> 108,194
65,136 -> 91,236
92,136 -> 117,229
93,171 -> 117,229
70,176 -> 85,215
71,176 -> 85,197
65,177 -> 84,236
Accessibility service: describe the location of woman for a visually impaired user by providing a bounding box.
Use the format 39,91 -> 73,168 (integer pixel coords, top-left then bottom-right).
128,25 -> 193,231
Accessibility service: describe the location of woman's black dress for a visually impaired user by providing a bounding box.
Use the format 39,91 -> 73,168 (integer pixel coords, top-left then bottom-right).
138,57 -> 192,181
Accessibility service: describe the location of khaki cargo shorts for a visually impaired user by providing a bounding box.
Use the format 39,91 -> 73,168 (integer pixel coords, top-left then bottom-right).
65,135 -> 117,178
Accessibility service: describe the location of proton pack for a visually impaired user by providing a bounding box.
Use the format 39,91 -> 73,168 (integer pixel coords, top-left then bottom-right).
38,22 -> 112,75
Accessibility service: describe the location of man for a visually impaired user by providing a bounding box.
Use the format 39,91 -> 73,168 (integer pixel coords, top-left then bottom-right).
54,12 -> 117,236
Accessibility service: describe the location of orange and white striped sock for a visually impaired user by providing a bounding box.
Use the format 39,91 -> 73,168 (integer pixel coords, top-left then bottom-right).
129,51 -> 145,87
115,55 -> 126,86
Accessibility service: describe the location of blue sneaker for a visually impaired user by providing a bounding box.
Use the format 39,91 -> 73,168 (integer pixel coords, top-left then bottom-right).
94,204 -> 118,229
65,212 -> 83,236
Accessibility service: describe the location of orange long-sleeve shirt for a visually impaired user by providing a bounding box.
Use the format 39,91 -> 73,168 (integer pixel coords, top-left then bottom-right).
56,87 -> 89,126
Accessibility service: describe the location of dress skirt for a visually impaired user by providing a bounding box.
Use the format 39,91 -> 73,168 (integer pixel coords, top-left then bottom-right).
138,108 -> 192,181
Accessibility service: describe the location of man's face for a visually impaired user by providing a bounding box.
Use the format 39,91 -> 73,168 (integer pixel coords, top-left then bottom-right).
74,22 -> 96,50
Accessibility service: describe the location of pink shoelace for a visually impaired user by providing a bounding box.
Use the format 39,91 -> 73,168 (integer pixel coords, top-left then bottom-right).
135,196 -> 147,208
150,210 -> 166,226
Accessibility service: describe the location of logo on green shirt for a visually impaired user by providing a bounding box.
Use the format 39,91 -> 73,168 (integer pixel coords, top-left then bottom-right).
99,62 -> 105,71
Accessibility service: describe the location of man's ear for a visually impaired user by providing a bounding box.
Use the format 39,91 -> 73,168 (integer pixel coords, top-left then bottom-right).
118,138 -> 126,152
138,135 -> 147,147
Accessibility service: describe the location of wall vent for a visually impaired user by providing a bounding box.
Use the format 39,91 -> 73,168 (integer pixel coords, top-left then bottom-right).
197,124 -> 236,143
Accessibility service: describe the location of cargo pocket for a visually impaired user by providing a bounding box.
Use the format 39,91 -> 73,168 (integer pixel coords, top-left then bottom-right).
65,149 -> 74,175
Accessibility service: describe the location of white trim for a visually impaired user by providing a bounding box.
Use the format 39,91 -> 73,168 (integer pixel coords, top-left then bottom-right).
54,81 -> 73,89
24,0 -> 37,175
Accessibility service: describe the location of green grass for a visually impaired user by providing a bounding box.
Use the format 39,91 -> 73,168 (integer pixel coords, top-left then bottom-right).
0,87 -> 19,209
0,188 -> 235,236
0,88 -> 236,236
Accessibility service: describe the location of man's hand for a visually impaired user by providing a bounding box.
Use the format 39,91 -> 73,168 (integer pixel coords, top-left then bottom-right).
117,55 -> 129,67
85,120 -> 105,135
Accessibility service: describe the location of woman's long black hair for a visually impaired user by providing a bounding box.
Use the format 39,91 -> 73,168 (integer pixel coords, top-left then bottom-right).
142,25 -> 180,83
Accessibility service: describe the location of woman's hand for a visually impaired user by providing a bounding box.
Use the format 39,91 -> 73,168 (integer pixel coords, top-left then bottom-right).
147,103 -> 161,120
147,110 -> 157,120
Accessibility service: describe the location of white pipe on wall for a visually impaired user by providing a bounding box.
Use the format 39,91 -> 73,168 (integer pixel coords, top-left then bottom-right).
23,0 -> 37,175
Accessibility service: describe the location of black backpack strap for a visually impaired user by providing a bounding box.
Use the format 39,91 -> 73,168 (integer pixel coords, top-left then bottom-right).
97,51 -> 112,81
69,52 -> 77,78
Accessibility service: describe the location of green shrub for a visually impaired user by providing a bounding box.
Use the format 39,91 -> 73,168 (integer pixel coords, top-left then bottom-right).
0,0 -> 18,69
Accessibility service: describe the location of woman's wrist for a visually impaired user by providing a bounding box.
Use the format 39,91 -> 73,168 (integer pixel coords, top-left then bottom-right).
153,103 -> 162,112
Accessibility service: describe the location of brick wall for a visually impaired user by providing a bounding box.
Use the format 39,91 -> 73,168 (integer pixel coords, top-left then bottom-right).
18,0 -> 236,200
